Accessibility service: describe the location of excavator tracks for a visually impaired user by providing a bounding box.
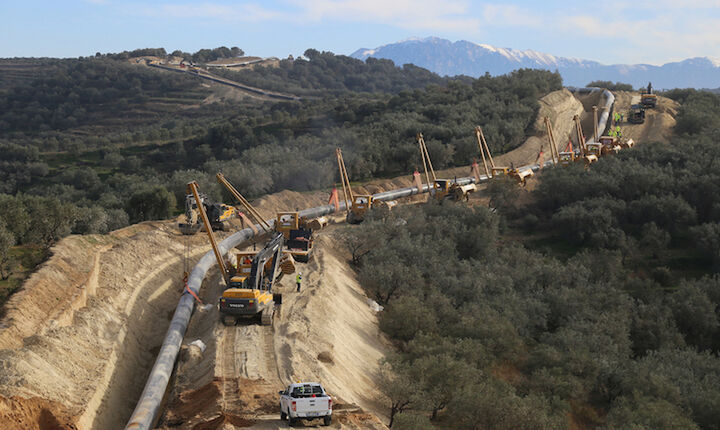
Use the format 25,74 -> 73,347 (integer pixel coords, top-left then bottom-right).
219,325 -> 242,414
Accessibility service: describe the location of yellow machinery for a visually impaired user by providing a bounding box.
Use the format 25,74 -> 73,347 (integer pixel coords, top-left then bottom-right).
186,181 -> 281,326
475,127 -> 533,185
276,212 -> 314,262
217,173 -> 305,268
178,192 -> 237,235
640,83 -> 658,108
597,136 -> 622,155
417,133 -> 477,200
336,148 -> 375,223
219,232 -> 285,326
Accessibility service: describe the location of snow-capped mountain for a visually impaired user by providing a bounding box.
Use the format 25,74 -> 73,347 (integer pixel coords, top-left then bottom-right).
350,37 -> 720,89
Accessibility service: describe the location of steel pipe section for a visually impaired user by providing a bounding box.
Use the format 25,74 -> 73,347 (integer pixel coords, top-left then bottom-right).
567,87 -> 616,144
127,86 -> 615,429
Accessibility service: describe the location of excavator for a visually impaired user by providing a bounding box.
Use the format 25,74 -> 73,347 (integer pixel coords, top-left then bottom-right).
216,173 -> 316,263
640,82 -> 658,108
178,192 -> 237,235
185,180 -> 282,326
475,127 -> 534,184
336,148 -> 375,223
417,133 -> 476,201
219,231 -> 284,326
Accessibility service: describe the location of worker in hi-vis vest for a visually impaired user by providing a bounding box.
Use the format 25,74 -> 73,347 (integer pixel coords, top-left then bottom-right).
296,272 -> 302,292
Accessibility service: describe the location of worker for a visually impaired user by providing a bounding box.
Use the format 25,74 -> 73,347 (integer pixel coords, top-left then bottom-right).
608,128 -> 615,137
647,82 -> 652,94
615,126 -> 622,139
614,112 -> 621,125
243,256 -> 252,265
296,272 -> 302,292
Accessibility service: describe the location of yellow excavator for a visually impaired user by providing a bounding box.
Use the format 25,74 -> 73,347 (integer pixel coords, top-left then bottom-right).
640,82 -> 658,108
417,133 -> 476,201
475,126 -> 533,184
186,180 -> 282,326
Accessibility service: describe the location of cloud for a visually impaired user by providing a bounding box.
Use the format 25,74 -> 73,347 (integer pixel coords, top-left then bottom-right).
565,13 -> 720,64
130,0 -> 482,32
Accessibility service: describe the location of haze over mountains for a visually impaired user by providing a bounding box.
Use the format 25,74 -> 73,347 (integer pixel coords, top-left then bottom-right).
351,37 -> 720,89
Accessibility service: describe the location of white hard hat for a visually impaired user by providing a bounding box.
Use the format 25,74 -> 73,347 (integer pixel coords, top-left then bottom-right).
299,272 -> 302,275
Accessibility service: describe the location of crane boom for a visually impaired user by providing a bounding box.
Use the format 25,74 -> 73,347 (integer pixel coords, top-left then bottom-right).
216,173 -> 271,232
573,114 -> 587,155
335,148 -> 354,214
417,133 -> 436,192
187,181 -> 230,286
543,117 -> 560,164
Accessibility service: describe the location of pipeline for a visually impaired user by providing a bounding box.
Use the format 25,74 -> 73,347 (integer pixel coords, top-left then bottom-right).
125,87 -> 615,429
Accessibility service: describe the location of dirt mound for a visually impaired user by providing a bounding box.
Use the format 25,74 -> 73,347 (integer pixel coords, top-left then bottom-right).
0,395 -> 77,430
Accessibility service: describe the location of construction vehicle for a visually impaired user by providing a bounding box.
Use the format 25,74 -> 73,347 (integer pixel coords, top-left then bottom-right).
335,148 -> 374,223
628,104 -> 646,124
219,231 -> 285,326
185,181 -> 282,326
474,127 -> 534,184
599,135 -> 623,154
417,133 -> 477,200
640,82 -> 657,108
276,212 -> 314,262
217,173 -> 316,263
178,193 -> 237,235
279,382 -> 332,426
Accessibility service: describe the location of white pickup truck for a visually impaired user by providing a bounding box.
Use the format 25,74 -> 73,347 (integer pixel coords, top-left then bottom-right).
279,382 -> 332,426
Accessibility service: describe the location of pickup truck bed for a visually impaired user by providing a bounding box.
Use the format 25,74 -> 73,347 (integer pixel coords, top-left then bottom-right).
279,382 -> 332,426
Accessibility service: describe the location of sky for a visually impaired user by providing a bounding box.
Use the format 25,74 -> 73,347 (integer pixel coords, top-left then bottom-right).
2,0 -> 720,65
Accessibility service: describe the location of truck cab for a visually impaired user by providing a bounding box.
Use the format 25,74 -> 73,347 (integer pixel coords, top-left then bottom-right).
279,382 -> 332,426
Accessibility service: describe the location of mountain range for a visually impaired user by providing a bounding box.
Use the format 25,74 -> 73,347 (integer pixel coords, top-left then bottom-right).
350,37 -> 720,89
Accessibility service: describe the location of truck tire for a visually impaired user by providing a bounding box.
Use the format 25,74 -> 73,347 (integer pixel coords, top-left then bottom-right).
221,315 -> 235,326
281,410 -> 287,421
288,417 -> 296,426
323,415 -> 332,426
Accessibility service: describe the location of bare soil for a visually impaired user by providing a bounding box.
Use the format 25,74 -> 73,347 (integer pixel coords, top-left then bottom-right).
160,226 -> 389,429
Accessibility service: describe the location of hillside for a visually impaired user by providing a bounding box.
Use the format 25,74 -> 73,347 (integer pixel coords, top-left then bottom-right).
351,37 -> 720,88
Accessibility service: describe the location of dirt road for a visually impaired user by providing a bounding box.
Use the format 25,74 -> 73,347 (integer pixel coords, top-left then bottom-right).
160,224 -> 389,429
611,91 -> 679,143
